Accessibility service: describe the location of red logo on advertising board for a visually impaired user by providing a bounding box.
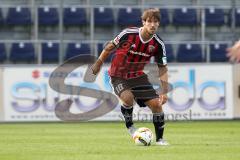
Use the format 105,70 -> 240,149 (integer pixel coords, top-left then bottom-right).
32,70 -> 40,79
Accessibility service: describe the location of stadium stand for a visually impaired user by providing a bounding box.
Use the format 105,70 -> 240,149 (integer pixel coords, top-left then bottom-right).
38,7 -> 59,25
41,42 -> 59,63
0,0 -> 237,64
176,43 -> 203,62
63,7 -> 87,26
94,7 -> 114,26
65,43 -> 91,60
210,43 -> 228,62
9,42 -> 35,62
235,8 -> 240,26
172,8 -> 198,26
0,43 -> 6,62
159,8 -> 170,27
117,8 -> 141,26
165,44 -> 175,62
6,7 -> 31,25
205,7 -> 225,26
228,8 -> 240,27
0,8 -> 4,25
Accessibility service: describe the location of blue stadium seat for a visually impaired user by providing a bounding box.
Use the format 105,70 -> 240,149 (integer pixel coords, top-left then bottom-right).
165,44 -> 175,62
42,42 -> 59,63
205,8 -> 225,26
97,43 -> 104,54
94,7 -> 114,26
38,7 -> 59,25
117,8 -> 141,26
0,43 -> 6,62
173,8 -> 198,26
10,42 -> 35,62
177,44 -> 203,62
64,7 -> 87,26
6,7 -> 31,25
0,8 -> 5,25
210,43 -> 228,62
160,9 -> 170,27
235,8 -> 240,26
65,43 -> 91,60
228,8 -> 240,27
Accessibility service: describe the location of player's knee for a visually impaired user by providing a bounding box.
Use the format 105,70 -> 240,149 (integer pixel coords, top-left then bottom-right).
120,91 -> 134,106
121,97 -> 134,107
153,104 -> 162,111
150,99 -> 163,113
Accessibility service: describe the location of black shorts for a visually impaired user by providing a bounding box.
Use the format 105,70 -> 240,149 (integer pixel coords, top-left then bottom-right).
110,74 -> 159,107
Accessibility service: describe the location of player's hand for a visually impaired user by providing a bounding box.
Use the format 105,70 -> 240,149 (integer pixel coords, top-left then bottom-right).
226,40 -> 240,62
159,94 -> 168,105
91,59 -> 103,75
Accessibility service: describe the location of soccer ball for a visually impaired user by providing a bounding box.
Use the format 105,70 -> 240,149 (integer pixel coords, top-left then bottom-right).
133,127 -> 153,146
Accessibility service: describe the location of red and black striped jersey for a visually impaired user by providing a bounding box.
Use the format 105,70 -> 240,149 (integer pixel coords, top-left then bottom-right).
108,27 -> 167,79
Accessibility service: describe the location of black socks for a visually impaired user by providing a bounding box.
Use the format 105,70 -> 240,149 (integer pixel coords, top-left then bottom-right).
153,112 -> 165,141
121,105 -> 133,128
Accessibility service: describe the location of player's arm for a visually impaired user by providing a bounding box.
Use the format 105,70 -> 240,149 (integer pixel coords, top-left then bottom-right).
154,39 -> 168,105
91,29 -> 127,75
91,42 -> 116,75
158,64 -> 168,93
158,64 -> 168,105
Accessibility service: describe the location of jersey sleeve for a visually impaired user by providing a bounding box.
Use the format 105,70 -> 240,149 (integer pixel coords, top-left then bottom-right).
154,42 -> 167,66
111,30 -> 128,46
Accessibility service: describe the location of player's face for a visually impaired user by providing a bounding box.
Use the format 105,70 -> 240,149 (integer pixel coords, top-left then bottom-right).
143,17 -> 159,35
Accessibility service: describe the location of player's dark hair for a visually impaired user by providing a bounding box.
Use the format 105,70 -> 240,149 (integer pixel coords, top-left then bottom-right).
141,8 -> 160,22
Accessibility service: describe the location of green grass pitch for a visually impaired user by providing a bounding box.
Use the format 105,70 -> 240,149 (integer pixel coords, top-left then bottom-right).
0,121 -> 240,160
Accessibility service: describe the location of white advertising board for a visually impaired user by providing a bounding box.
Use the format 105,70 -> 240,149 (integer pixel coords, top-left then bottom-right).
3,66 -> 121,122
3,64 -> 235,122
0,67 -> 3,121
154,64 -> 233,120
233,64 -> 240,118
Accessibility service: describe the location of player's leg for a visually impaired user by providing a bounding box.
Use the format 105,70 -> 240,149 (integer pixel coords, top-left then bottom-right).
130,74 -> 168,144
110,77 -> 136,136
119,90 -> 135,128
145,98 -> 169,145
130,74 -> 168,143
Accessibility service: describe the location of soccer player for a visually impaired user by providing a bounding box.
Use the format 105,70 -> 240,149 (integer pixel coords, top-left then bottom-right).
91,8 -> 169,145
227,40 -> 240,62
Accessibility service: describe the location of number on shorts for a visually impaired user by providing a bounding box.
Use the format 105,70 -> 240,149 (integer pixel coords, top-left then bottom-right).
115,83 -> 123,94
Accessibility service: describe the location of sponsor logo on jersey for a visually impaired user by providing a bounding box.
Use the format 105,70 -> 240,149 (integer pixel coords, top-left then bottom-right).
129,50 -> 150,57
148,45 -> 155,53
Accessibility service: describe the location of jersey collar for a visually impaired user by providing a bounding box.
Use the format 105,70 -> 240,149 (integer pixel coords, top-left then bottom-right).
139,27 -> 154,44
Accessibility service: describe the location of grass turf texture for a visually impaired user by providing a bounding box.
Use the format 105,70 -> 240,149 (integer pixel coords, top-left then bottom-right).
0,121 -> 239,160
